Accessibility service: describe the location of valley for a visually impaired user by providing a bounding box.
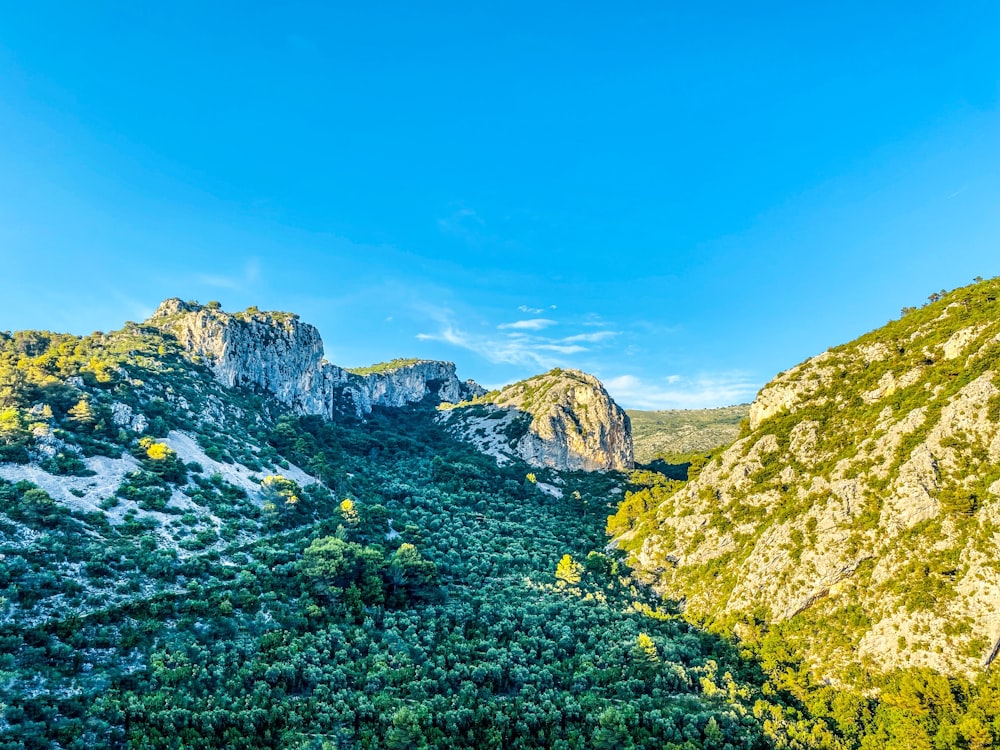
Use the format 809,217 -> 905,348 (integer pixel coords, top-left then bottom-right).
3,290 -> 1000,749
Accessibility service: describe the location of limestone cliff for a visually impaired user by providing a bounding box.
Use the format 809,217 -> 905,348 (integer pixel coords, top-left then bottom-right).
440,368 -> 633,471
616,279 -> 1000,681
147,299 -> 479,416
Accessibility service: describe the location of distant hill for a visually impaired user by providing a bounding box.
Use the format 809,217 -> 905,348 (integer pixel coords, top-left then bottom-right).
628,405 -> 750,463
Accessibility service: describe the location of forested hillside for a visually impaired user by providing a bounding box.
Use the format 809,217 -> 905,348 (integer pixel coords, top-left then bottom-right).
0,306 -> 829,750
612,279 -> 1000,748
6,295 -> 1000,750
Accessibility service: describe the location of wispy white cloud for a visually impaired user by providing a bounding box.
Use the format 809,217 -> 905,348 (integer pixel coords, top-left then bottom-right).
437,207 -> 486,243
498,318 -> 557,331
195,258 -> 261,291
417,325 -> 561,368
604,373 -> 759,410
561,330 -> 619,344
518,304 -> 558,314
536,344 -> 587,354
416,305 -> 621,369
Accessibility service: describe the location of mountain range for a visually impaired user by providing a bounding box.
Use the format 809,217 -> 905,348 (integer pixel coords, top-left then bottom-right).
4,287 -> 1000,749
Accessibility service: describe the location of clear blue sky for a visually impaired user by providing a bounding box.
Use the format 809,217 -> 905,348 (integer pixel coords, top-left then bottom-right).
1,3 -> 998,408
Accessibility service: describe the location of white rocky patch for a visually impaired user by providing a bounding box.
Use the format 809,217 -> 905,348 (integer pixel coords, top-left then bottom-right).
0,453 -> 141,518
436,408 -> 515,466
940,324 -> 986,360
111,402 -> 148,433
535,481 -> 564,499
164,430 -> 319,502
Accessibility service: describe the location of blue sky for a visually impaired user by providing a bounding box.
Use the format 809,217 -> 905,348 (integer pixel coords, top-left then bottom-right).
1,3 -> 998,409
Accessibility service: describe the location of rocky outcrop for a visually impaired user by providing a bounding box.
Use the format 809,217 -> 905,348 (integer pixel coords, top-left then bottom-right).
147,299 -> 479,416
440,369 -> 633,471
148,301 -> 624,473
620,279 -> 1000,681
345,361 -> 486,414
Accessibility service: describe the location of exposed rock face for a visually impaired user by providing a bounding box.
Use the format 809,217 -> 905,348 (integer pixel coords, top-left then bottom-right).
619,280 -> 1000,681
440,369 -> 633,471
147,299 -> 479,416
148,301 -> 624,473
345,361 -> 485,414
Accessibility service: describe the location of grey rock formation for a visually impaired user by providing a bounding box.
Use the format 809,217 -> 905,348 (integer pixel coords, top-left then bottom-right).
147,299 -> 478,416
440,368 -> 633,471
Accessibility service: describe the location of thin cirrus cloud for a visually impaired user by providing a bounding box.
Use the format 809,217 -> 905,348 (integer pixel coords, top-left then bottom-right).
417,309 -> 621,369
497,318 -> 557,331
416,325 -> 561,368
561,330 -> 619,344
603,373 -> 759,410
437,207 -> 487,244
518,304 -> 557,315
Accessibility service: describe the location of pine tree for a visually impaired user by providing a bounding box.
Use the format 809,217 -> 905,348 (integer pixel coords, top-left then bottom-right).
68,397 -> 96,425
636,632 -> 659,662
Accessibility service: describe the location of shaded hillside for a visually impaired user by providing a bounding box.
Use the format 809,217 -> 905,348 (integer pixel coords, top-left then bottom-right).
613,278 -> 1000,684
629,405 -> 750,464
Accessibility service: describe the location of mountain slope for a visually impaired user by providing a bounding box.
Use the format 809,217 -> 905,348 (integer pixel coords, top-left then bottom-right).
440,368 -> 634,471
614,279 -> 1000,680
629,405 -> 750,464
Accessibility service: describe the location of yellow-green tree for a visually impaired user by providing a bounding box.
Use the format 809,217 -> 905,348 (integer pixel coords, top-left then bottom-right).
339,498 -> 360,525
261,475 -> 301,506
0,407 -> 24,440
68,397 -> 96,425
635,632 -> 659,662
555,554 -> 583,587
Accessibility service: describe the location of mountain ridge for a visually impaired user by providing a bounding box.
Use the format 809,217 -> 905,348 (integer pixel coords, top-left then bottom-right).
613,278 -> 1000,681
147,298 -> 485,418
148,299 -> 632,471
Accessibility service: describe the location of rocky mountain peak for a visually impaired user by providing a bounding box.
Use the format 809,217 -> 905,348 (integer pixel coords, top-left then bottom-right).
146,299 -> 476,416
144,301 -> 628,473
441,367 -> 633,471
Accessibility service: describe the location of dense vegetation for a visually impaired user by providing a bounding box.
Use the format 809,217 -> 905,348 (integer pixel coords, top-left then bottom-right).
5,291 -> 1000,750
628,405 -> 750,464
0,320 -> 824,749
611,280 -> 1000,748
